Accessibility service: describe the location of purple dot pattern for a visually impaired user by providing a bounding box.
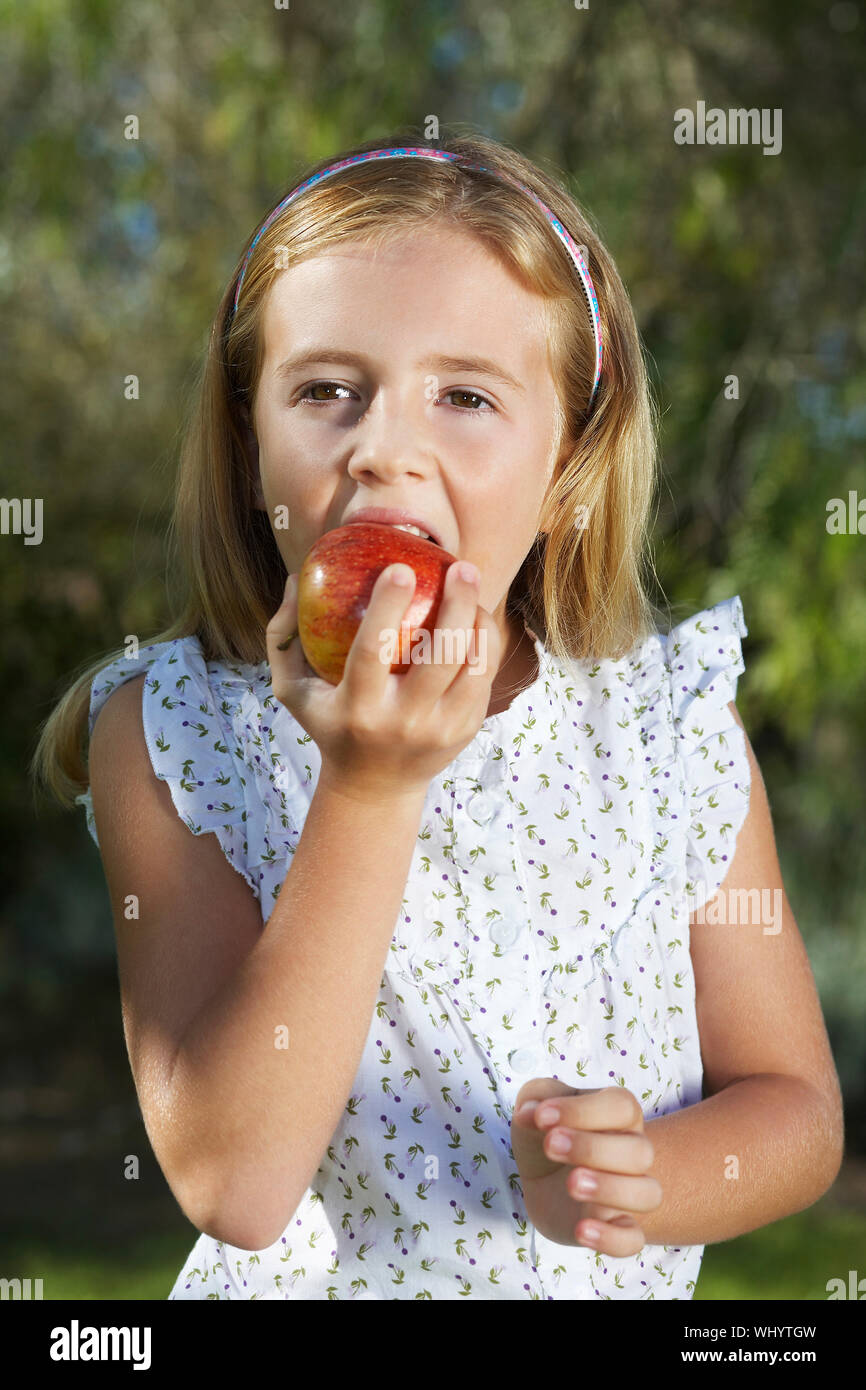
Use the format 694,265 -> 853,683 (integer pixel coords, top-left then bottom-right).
74,597 -> 751,1300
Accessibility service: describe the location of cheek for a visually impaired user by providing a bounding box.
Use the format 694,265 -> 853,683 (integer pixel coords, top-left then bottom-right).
254,466 -> 323,563
257,450 -> 320,520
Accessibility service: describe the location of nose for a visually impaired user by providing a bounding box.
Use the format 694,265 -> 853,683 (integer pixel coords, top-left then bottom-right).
346,383 -> 435,484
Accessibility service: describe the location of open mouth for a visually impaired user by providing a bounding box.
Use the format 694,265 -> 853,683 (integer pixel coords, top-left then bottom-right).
386,522 -> 438,544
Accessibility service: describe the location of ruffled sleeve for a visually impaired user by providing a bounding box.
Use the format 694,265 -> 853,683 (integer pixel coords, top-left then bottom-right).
75,641 -> 168,848
75,635 -> 259,896
664,594 -> 751,916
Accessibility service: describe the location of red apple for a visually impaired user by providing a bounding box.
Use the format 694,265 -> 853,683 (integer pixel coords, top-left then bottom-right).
296,522 -> 457,685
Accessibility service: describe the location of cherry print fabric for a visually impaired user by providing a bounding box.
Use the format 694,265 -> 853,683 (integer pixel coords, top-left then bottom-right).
76,595 -> 750,1299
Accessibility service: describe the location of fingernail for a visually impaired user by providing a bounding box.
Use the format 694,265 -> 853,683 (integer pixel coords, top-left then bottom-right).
389,564 -> 414,587
537,1106 -> 560,1126
515,1101 -> 538,1121
579,1223 -> 601,1246
457,561 -> 479,585
548,1130 -> 571,1155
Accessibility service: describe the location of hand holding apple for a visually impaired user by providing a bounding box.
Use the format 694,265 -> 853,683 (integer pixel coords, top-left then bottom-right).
265,525 -> 503,803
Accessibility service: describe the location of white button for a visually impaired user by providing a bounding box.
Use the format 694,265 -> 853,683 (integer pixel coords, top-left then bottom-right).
467,792 -> 495,825
273,762 -> 300,794
490,918 -> 520,948
509,1046 -> 541,1074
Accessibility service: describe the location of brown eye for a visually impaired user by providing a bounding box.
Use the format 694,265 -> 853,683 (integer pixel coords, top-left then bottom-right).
299,382 -> 356,402
442,389 -> 494,411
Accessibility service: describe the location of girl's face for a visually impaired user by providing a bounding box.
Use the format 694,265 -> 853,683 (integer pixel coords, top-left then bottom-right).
248,222 -> 566,681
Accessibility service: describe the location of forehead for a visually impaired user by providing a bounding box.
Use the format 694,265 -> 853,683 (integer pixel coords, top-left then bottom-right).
259,223 -> 554,379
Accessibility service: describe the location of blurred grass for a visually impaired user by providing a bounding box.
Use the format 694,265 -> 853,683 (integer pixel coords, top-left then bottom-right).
695,1201 -> 866,1301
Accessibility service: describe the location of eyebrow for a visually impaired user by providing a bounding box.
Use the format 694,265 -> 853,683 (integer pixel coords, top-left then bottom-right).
272,348 -> 526,395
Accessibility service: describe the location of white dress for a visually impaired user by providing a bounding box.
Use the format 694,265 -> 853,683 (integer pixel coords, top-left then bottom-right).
76,595 -> 751,1299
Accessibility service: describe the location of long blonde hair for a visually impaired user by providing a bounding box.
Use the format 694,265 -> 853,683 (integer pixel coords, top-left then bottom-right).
31,122 -> 665,810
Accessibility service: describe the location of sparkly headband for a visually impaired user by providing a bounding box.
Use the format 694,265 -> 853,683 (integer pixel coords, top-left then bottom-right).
230,145 -> 604,407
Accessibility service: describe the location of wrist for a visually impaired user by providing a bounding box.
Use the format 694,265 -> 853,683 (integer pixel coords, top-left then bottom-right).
315,764 -> 430,811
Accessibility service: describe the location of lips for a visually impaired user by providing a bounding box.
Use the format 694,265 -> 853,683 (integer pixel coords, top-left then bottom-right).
343,507 -> 444,548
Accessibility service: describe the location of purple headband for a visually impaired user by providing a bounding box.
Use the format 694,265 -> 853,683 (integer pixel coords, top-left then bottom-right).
230,146 -> 603,407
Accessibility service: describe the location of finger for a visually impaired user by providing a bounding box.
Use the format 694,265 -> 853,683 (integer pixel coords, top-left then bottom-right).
535,1085 -> 644,1134
339,563 -> 419,705
576,1215 -> 646,1259
576,1202 -> 625,1223
266,573 -> 320,713
542,1126 -> 654,1176
265,572 -> 299,659
397,560 -> 486,698
438,606 -> 502,712
512,1079 -> 584,1124
566,1167 -> 663,1214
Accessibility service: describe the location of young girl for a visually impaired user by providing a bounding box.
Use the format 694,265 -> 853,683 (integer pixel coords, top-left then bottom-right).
32,128 -> 843,1301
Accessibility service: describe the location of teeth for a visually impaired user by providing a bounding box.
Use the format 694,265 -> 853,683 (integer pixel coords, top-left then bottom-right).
391,523 -> 431,540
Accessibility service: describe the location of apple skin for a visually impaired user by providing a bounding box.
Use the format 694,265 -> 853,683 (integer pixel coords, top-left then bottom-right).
296,522 -> 458,685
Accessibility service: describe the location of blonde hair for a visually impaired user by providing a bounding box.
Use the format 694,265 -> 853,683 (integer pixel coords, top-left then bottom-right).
31,122 -> 666,811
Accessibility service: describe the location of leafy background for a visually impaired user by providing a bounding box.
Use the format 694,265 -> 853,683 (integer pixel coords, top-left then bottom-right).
1,0 -> 864,1299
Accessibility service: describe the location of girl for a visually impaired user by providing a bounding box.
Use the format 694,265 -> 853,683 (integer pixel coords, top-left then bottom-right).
32,127 -> 843,1300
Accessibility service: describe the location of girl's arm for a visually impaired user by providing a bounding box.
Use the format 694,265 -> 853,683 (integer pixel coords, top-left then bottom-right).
89,674 -> 428,1252
638,700 -> 844,1247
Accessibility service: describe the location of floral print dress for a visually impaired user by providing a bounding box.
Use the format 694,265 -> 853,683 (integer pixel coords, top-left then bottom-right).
76,595 -> 751,1299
